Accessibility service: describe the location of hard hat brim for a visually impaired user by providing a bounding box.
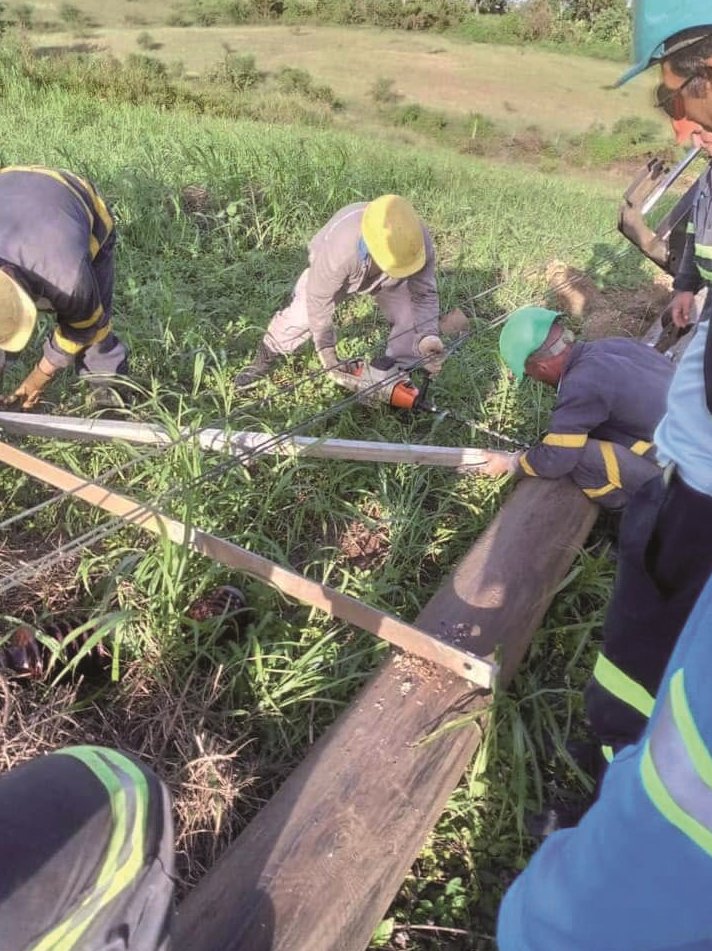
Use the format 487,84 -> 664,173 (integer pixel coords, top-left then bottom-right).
380,243 -> 426,280
614,60 -> 648,88
0,274 -> 37,352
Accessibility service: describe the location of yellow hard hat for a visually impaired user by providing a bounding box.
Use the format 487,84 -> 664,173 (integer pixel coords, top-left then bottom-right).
362,195 -> 426,279
0,270 -> 36,352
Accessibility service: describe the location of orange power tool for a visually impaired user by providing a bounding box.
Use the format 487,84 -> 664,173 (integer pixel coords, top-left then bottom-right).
337,355 -> 425,410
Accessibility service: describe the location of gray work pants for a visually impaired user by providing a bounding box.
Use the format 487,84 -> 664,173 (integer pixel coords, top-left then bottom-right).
264,267 -> 425,366
569,438 -> 660,511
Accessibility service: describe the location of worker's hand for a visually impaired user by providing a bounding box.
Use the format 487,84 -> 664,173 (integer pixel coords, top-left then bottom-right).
669,290 -> 696,329
417,335 -> 446,377
476,450 -> 522,478
0,360 -> 56,410
317,346 -> 340,371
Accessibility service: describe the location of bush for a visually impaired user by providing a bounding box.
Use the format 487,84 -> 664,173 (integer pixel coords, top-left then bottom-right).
611,116 -> 660,146
208,52 -> 264,91
275,66 -> 339,107
136,31 -> 159,51
187,0 -> 252,25
12,2 -> 33,29
370,77 -> 400,105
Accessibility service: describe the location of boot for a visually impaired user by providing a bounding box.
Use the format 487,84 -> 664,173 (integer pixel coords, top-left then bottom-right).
234,341 -> 280,391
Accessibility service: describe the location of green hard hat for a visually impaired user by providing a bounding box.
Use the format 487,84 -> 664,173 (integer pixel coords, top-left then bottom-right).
499,307 -> 559,380
616,0 -> 712,87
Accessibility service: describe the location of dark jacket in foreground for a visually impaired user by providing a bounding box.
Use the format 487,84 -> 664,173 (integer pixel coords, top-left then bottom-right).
0,166 -> 115,357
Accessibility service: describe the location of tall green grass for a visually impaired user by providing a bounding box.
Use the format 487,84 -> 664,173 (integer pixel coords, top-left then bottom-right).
0,51 -> 651,942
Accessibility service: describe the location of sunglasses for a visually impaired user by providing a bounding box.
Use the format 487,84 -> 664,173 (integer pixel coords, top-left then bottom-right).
655,72 -> 700,120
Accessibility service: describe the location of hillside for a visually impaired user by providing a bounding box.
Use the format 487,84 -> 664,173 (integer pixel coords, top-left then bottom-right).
0,42 -> 658,949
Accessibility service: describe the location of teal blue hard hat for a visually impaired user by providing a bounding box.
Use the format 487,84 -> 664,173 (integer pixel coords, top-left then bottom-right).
499,307 -> 560,381
617,0 -> 712,87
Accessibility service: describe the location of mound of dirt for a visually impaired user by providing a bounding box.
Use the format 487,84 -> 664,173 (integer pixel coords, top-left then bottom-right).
545,260 -> 673,340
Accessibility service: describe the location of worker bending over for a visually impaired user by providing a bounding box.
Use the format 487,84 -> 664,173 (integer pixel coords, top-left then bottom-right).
0,166 -> 128,409
0,745 -> 174,950
235,194 -> 445,389
584,2 -> 712,759
477,306 -> 674,510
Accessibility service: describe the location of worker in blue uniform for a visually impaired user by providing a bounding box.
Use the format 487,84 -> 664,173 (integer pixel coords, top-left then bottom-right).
498,570 -> 712,950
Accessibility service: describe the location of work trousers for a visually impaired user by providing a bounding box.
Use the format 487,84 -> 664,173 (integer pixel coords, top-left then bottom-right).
264,267 -> 425,367
0,746 -> 174,951
565,438 -> 660,511
585,471 -> 712,753
43,231 -> 129,379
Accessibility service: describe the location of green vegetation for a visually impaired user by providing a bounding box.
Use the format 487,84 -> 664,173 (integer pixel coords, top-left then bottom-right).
0,31 -> 656,944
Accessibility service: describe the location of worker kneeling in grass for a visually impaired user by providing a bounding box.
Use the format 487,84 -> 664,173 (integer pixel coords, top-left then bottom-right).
234,194 -> 445,390
476,306 -> 675,510
0,166 -> 128,410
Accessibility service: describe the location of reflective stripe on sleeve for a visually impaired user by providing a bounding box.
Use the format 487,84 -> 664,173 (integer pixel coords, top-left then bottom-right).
542,432 -> 588,448
518,452 -> 537,477
53,321 -> 111,355
593,652 -> 655,719
31,746 -> 149,951
641,669 -> 712,858
630,440 -> 653,457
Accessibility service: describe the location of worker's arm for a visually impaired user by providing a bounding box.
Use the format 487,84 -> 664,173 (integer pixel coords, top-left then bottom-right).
498,577 -> 712,951
42,258 -> 111,369
407,228 -> 440,339
517,374 -> 611,480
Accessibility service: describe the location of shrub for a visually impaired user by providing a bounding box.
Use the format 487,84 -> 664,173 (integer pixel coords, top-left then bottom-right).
208,52 -> 264,91
12,2 -> 33,28
136,31 -> 159,51
275,66 -> 339,107
370,77 -> 400,105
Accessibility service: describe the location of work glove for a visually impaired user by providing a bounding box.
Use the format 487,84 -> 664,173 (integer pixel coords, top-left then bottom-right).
317,346 -> 340,371
472,450 -> 522,479
417,335 -> 446,377
0,361 -> 55,410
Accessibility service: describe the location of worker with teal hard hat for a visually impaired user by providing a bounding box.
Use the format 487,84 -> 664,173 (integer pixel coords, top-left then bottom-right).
498,4 -> 712,947
476,306 -> 673,512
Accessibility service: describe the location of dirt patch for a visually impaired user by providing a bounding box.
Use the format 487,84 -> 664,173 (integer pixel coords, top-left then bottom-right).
0,534 -> 84,621
545,259 -> 673,339
339,518 -> 390,571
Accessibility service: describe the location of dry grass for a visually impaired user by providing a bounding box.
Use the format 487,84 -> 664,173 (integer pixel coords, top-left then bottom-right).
28,20 -> 665,137
0,654 -> 278,896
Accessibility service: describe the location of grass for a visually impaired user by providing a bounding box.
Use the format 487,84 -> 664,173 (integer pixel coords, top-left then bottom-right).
0,37 -> 662,948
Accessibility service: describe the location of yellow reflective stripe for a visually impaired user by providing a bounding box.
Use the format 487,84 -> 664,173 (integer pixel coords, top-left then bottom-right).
69,304 -> 102,330
584,483 -> 617,499
593,653 -> 655,719
32,747 -> 149,951
53,321 -> 111,355
89,235 -> 100,259
698,264 -> 712,282
640,742 -> 712,858
694,243 -> 712,260
90,190 -> 114,233
542,432 -> 588,448
630,440 -> 653,457
518,452 -> 537,477
600,441 -> 622,489
670,670 -> 712,788
602,745 -> 614,763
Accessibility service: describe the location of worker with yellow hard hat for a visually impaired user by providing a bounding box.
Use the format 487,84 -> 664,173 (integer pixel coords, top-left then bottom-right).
0,165 -> 129,410
234,194 -> 445,389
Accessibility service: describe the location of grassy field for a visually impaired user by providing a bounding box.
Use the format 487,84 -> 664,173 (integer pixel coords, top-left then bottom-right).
27,19 -> 663,137
0,30 -> 657,949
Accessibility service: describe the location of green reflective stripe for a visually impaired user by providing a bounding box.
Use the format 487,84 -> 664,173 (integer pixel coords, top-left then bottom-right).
687,221 -> 696,234
31,747 -> 148,951
641,676 -> 712,858
602,745 -> 614,763
640,742 -> 712,858
694,242 -> 712,260
593,653 -> 655,719
697,265 -> 712,282
670,670 -> 712,788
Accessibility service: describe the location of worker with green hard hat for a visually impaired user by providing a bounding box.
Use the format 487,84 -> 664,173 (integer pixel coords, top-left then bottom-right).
498,4 -> 712,950
234,195 -> 446,390
476,305 -> 673,511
